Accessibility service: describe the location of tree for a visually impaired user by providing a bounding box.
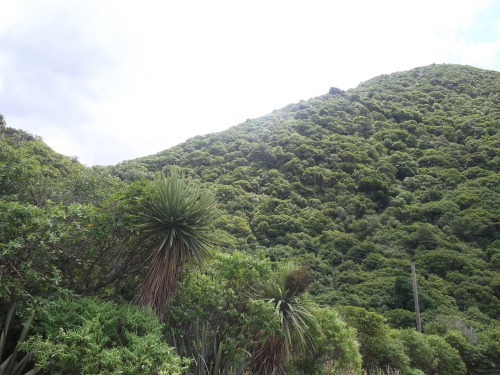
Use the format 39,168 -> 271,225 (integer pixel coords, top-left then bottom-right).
249,263 -> 321,375
134,169 -> 217,320
396,329 -> 467,375
165,251 -> 274,374
338,306 -> 411,372
287,307 -> 362,374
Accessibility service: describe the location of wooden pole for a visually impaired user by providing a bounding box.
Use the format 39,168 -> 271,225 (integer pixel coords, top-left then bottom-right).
411,262 -> 422,332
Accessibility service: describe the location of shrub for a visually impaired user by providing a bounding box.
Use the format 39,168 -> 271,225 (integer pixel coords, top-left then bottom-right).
338,306 -> 410,372
395,329 -> 466,375
25,297 -> 187,375
287,307 -> 362,374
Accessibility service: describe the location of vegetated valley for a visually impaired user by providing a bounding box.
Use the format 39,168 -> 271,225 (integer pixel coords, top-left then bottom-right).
1,64 -> 499,375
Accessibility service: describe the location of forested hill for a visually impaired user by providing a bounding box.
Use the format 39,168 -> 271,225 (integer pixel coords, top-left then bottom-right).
110,63 -> 500,323
1,63 -> 499,374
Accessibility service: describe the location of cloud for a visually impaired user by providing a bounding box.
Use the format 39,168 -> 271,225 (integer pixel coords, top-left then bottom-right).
0,1 -> 128,163
0,0 -> 498,165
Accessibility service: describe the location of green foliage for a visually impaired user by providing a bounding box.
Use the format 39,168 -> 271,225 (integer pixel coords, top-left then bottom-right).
476,327 -> 500,372
287,307 -> 362,374
188,320 -> 249,375
166,251 -> 278,374
395,329 -> 466,375
210,250 -> 272,294
425,335 -> 467,375
0,304 -> 37,375
249,263 -> 322,374
254,263 -> 320,354
425,320 -> 500,374
0,201 -> 64,303
133,168 -> 217,318
338,306 -> 411,373
384,309 -> 415,329
2,64 -> 500,374
0,186 -> 144,306
25,297 -> 187,375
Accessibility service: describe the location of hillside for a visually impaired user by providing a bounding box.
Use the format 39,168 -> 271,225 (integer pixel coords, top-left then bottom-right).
111,63 -> 500,322
1,64 -> 499,374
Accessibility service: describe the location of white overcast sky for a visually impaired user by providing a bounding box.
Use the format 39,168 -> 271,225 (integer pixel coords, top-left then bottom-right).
1,0 -> 499,166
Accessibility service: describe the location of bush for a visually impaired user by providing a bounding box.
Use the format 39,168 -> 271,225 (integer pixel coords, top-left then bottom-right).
426,335 -> 466,375
287,307 -> 362,374
25,297 -> 187,375
395,329 -> 466,375
338,306 -> 410,372
384,309 -> 415,329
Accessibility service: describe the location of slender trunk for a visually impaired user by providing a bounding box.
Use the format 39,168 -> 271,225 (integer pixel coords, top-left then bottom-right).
141,247 -> 180,321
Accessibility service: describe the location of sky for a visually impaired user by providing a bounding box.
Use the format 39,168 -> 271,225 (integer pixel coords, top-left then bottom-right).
1,0 -> 499,166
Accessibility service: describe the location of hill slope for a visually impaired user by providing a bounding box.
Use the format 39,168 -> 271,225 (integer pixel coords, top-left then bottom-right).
110,64 -> 500,327
2,64 -> 500,374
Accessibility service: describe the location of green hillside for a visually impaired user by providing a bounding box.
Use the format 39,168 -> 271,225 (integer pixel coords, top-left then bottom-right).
112,63 -> 500,320
1,64 -> 499,374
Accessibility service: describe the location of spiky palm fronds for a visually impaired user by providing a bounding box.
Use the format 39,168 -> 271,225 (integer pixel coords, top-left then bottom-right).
249,264 -> 320,375
135,169 -> 217,319
259,264 -> 318,354
0,304 -> 38,375
189,320 -> 250,375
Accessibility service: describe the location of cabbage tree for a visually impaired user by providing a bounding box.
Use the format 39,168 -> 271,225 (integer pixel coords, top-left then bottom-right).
249,264 -> 320,375
135,169 -> 217,319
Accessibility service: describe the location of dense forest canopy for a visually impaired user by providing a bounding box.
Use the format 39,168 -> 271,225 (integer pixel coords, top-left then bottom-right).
1,64 -> 499,374
111,63 -> 500,319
